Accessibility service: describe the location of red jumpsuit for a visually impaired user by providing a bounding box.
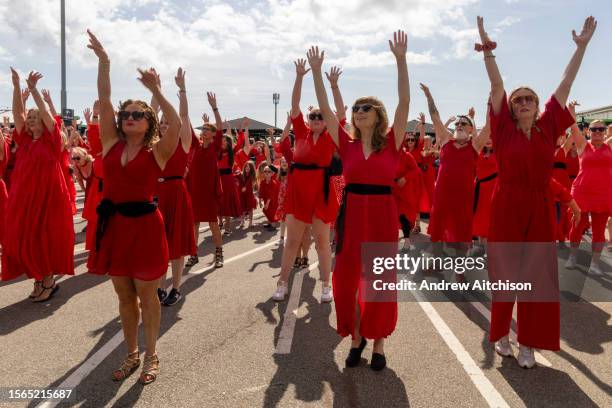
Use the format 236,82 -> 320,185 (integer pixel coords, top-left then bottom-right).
472,151 -> 498,238
488,94 -> 574,351
187,129 -> 223,222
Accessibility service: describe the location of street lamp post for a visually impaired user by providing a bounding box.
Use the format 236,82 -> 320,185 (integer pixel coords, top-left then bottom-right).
60,0 -> 67,113
273,93 -> 280,128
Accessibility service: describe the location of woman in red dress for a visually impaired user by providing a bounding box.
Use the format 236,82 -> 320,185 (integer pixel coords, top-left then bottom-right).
259,165 -> 280,228
404,128 -> 425,233
86,30 -> 182,384
153,68 -> 197,306
271,58 -> 341,303
552,134 -> 574,242
239,161 -> 258,228
472,139 -> 498,244
308,31 -> 410,370
1,69 -> 74,302
477,16 -> 596,368
393,143 -> 420,251
0,127 -> 10,243
185,95 -> 225,268
566,115 -> 612,275
218,129 -> 243,235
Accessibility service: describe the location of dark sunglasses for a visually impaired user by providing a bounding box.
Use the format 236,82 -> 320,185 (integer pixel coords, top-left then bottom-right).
454,121 -> 471,127
71,156 -> 81,161
352,104 -> 374,113
589,127 -> 607,133
308,113 -> 324,121
117,110 -> 146,121
406,138 -> 416,142
510,95 -> 536,105
263,170 -> 272,173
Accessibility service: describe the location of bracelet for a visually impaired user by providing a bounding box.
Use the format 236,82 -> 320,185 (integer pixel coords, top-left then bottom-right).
331,86 -> 339,90
179,89 -> 186,93
212,108 -> 218,111
484,55 -> 496,59
92,115 -> 99,119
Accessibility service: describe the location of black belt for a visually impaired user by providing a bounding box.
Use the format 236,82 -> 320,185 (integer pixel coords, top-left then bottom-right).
553,162 -> 567,169
158,176 -> 183,182
97,177 -> 103,193
290,162 -> 335,203
95,198 -> 158,251
335,183 -> 392,255
473,172 -> 497,213
219,168 -> 232,175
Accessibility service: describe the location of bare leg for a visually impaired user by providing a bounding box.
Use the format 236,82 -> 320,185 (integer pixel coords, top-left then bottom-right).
301,225 -> 312,258
170,258 -> 184,289
209,221 -> 223,248
312,217 -> 331,285
278,215 -> 307,283
351,297 -> 362,347
134,279 -> 161,357
111,276 -> 140,354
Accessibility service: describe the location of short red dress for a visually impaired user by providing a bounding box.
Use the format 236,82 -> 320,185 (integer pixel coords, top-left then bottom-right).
566,151 -> 580,185
428,141 -> 478,243
1,123 -> 75,281
239,174 -> 257,213
284,112 -> 339,224
187,129 -> 223,223
472,151 -> 498,238
259,178 -> 280,223
83,158 -> 104,251
218,150 -> 242,217
407,145 -> 424,215
393,147 -> 421,225
61,148 -> 77,215
275,176 -> 289,221
419,153 -> 436,213
156,144 -> 197,260
87,141 -> 168,281
571,143 -> 612,214
333,126 -> 399,340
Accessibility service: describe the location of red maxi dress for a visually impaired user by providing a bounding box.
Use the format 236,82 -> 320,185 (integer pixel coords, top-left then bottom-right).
187,129 -> 223,223
83,123 -> 104,251
333,126 -> 400,339
552,148 -> 571,241
87,141 -> 169,281
218,149 -> 242,217
488,94 -> 574,350
472,151 -> 498,238
156,145 -> 197,260
1,122 -> 75,281
427,141 -> 478,243
0,139 -> 10,242
393,147 -> 421,226
285,112 -> 339,224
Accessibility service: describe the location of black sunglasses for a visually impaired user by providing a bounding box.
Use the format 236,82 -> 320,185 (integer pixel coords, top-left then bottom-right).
589,127 -> 607,132
118,110 -> 146,121
454,121 -> 471,127
308,113 -> 324,121
352,104 -> 374,113
71,156 -> 81,161
406,138 -> 416,142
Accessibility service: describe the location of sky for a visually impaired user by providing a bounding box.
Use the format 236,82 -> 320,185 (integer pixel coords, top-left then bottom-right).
0,0 -> 610,127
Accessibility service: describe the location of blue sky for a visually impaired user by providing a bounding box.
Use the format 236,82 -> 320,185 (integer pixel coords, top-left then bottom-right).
0,0 -> 609,127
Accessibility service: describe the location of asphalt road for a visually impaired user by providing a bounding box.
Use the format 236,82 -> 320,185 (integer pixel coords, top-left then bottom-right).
0,188 -> 610,408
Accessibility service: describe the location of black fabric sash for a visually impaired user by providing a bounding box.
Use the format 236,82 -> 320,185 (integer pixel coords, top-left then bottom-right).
335,183 -> 392,255
158,176 -> 183,183
289,162 -> 336,203
219,168 -> 232,175
95,198 -> 158,251
473,172 -> 498,213
553,162 -> 567,170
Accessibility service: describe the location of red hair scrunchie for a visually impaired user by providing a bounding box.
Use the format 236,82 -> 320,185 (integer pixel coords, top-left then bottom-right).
474,41 -> 497,52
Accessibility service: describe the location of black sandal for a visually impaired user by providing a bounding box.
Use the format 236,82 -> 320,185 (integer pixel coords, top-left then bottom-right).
33,280 -> 59,303
293,257 -> 301,268
185,255 -> 199,267
214,247 -> 224,268
29,281 -> 43,299
300,257 -> 309,269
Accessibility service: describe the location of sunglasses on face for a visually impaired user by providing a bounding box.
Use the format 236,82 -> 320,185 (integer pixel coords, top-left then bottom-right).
263,170 -> 272,174
406,138 -> 415,142
117,110 -> 146,121
454,121 -> 471,127
352,104 -> 374,113
589,127 -> 607,133
308,113 -> 324,121
510,95 -> 536,105
71,156 -> 81,161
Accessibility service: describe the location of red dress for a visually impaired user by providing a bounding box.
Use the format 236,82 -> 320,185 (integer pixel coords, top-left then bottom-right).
571,143 -> 612,214
566,151 -> 580,185
187,129 -> 223,222
285,112 -> 338,224
333,126 -> 399,340
0,140 -> 9,241
61,149 -> 77,215
552,148 -> 572,241
1,123 -> 75,281
472,151 -> 498,238
83,158 -> 104,251
275,176 -> 289,221
419,153 -> 436,213
407,146 -> 424,216
156,145 -> 197,260
239,174 -> 257,213
87,141 -> 168,281
488,94 -> 574,351
393,148 -> 420,225
218,150 -> 242,217
259,178 -> 280,222
428,141 -> 477,243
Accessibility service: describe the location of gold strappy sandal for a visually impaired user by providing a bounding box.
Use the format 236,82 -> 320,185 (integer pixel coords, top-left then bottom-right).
139,354 -> 159,385
112,351 -> 140,381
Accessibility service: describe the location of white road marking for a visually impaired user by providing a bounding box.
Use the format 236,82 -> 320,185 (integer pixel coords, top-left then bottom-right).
36,239 -> 279,408
275,262 -> 320,355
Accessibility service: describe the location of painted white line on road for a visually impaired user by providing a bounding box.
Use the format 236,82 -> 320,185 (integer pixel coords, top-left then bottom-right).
37,239 -> 279,408
275,261 -> 320,355
414,291 -> 510,408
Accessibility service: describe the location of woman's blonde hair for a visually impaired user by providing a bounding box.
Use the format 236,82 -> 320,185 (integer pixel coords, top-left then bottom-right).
117,99 -> 159,148
350,96 -> 389,152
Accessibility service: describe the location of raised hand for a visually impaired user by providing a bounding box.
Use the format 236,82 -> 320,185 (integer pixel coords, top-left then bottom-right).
389,30 -> 408,59
242,117 -> 250,129
468,107 -> 475,119
86,29 -> 109,62
84,108 -> 92,123
26,71 -> 43,90
207,92 -> 217,109
294,58 -> 311,76
418,112 -> 426,123
572,16 -> 597,48
150,67 -> 161,87
93,99 -> 100,116
137,68 -> 160,93
306,47 -> 324,71
419,83 -> 432,98
567,100 -> 580,120
174,67 -> 186,90
21,88 -> 30,104
202,113 -> 210,123
10,67 -> 20,88
41,89 -> 52,103
476,16 -> 493,44
325,66 -> 343,86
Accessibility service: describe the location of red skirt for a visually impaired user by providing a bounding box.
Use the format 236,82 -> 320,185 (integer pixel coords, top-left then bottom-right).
284,168 -> 338,224
219,173 -> 242,217
157,179 -> 197,259
187,166 -> 222,223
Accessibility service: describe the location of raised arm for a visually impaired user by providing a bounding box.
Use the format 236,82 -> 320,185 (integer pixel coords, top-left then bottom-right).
477,16 -> 504,115
567,100 -> 586,154
87,29 -> 118,154
420,83 -> 452,146
390,30 -> 410,148
418,112 -> 426,144
143,68 -> 181,167
554,16 -> 597,106
174,67 -> 192,152
443,115 -> 456,129
41,89 -> 58,117
280,112 -> 292,142
472,106 -> 491,153
207,92 -> 222,131
306,46 -> 340,147
149,68 -> 161,115
10,68 -> 25,131
291,59 -> 310,118
26,72 -> 56,132
325,66 -> 346,122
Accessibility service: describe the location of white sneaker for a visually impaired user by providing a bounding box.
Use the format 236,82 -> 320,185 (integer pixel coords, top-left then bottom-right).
321,286 -> 333,303
565,255 -> 577,269
517,345 -> 536,368
272,282 -> 288,301
495,336 -> 513,357
588,261 -> 603,276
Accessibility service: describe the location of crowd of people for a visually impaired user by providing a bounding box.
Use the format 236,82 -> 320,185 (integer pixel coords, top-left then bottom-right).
0,15 -> 610,383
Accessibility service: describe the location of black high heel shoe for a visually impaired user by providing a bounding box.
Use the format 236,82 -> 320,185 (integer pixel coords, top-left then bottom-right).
345,337 -> 367,367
